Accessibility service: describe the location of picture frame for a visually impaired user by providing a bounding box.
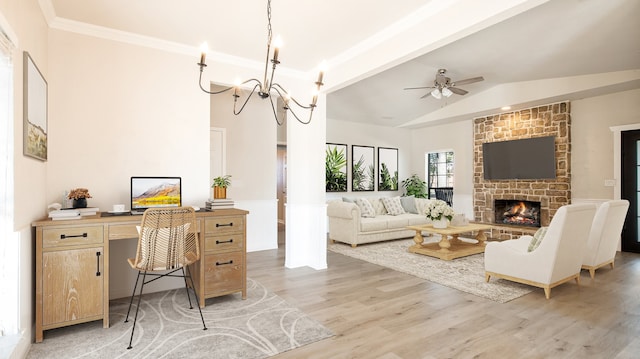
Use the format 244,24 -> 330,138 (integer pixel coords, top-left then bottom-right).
326,143 -> 348,192
352,145 -> 375,191
23,51 -> 48,161
378,147 -> 398,191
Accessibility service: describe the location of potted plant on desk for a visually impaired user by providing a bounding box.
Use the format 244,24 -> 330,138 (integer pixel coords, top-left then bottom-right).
68,188 -> 92,208
212,175 -> 231,199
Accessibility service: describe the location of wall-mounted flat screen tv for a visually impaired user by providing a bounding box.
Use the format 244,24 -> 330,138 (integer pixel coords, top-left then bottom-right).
482,136 -> 556,180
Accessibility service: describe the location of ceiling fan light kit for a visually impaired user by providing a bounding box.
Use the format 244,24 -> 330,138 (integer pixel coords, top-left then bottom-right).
405,68 -> 483,100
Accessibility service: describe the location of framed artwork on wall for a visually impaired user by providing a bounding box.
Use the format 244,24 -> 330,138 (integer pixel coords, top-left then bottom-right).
352,145 -> 375,191
326,143 -> 348,192
378,147 -> 398,191
23,52 -> 48,161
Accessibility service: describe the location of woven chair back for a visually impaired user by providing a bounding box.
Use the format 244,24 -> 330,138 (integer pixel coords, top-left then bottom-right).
131,207 -> 199,271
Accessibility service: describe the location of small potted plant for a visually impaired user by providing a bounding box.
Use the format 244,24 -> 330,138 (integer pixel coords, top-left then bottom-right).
212,175 -> 231,199
68,188 -> 92,208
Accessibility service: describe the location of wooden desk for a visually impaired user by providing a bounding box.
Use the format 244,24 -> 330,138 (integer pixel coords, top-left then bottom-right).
406,222 -> 492,261
31,208 -> 248,343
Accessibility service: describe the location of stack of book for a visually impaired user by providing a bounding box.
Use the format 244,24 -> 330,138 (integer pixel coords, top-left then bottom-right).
49,209 -> 81,220
77,207 -> 100,216
205,198 -> 235,210
48,207 -> 100,220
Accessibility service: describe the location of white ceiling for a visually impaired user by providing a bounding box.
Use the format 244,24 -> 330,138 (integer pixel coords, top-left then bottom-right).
44,0 -> 640,128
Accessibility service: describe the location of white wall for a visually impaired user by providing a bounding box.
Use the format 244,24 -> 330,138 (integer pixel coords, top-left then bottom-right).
410,120 -> 474,218
210,87 -> 278,252
1,1 -> 49,356
571,88 -> 640,201
326,118 -> 412,200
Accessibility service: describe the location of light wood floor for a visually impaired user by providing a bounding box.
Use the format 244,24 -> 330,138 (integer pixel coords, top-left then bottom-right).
247,237 -> 640,359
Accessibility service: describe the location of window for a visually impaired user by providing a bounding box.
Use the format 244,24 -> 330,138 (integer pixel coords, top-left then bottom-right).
426,151 -> 454,199
0,26 -> 16,337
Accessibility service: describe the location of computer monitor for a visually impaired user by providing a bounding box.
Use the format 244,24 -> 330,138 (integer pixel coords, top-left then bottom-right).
130,176 -> 181,214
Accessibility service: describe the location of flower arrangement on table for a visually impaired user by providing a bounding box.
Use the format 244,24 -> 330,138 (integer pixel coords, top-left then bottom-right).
424,199 -> 454,222
68,188 -> 92,199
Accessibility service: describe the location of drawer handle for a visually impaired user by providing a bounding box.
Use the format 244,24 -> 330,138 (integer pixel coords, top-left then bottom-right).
96,251 -> 101,277
60,232 -> 88,239
216,239 -> 233,244
216,260 -> 234,266
216,223 -> 234,228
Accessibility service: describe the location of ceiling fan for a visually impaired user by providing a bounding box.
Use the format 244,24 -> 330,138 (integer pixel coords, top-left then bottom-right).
404,68 -> 484,99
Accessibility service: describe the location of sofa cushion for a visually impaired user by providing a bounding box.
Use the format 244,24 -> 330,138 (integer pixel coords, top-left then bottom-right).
381,196 -> 406,215
408,216 -> 431,226
400,195 -> 418,214
528,226 -> 548,252
360,217 -> 388,231
355,198 -> 376,218
385,215 -> 410,229
369,198 -> 388,215
415,198 -> 432,216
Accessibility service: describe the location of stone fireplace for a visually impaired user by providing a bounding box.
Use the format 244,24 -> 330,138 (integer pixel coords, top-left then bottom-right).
473,102 -> 571,240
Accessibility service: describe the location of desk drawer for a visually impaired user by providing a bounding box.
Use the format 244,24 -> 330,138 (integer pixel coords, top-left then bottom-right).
203,252 -> 244,295
204,216 -> 244,236
204,233 -> 244,252
43,226 -> 104,248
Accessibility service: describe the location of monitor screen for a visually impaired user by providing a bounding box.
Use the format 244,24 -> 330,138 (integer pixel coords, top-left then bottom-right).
130,176 -> 181,212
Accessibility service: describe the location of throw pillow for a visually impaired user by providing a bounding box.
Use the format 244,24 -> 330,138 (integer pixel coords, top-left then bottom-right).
355,198 -> 376,218
415,198 -> 433,216
381,196 -> 406,216
400,195 -> 418,214
528,226 -> 548,252
369,198 -> 388,215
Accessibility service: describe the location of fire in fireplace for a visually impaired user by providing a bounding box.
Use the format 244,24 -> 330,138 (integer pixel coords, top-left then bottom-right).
494,200 -> 541,227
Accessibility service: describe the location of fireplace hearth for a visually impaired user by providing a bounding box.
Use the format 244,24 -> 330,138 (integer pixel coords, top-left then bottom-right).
494,200 -> 541,227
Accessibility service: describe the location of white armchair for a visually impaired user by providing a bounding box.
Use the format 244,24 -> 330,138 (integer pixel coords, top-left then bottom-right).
485,203 -> 597,299
582,200 -> 630,278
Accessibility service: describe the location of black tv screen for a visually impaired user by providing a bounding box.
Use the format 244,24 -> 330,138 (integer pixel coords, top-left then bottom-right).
482,136 -> 556,180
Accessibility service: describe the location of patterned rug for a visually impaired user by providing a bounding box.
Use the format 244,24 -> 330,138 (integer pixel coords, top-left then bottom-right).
328,238 -> 533,303
27,278 -> 333,358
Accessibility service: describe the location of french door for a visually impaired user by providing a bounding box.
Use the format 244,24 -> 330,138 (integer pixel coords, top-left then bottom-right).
621,129 -> 640,252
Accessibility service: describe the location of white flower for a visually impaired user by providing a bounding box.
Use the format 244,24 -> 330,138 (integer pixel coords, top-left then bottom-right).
424,200 -> 455,221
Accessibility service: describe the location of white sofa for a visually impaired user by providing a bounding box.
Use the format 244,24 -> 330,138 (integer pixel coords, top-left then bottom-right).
327,196 -> 434,247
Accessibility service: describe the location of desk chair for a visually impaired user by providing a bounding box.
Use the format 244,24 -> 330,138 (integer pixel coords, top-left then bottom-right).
124,207 -> 207,349
433,187 -> 453,207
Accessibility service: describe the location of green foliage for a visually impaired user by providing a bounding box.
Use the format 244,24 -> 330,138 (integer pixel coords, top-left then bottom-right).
212,175 -> 231,188
326,147 -> 347,191
352,155 -> 374,191
401,174 -> 428,198
379,163 -> 398,191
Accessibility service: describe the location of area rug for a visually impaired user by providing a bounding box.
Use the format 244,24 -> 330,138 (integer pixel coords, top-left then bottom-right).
328,239 -> 533,303
27,278 -> 333,359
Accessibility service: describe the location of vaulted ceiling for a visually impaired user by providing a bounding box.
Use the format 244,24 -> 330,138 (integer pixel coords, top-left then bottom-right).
43,0 -> 640,128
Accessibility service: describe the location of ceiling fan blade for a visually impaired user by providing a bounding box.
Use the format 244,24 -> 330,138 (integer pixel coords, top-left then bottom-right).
448,87 -> 468,95
404,86 -> 435,90
451,76 -> 484,86
420,92 -> 432,99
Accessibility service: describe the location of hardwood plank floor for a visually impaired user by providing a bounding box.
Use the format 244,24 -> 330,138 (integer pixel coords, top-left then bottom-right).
247,238 -> 640,359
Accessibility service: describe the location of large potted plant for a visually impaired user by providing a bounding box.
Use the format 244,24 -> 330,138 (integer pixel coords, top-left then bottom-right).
401,174 -> 427,198
212,175 -> 231,199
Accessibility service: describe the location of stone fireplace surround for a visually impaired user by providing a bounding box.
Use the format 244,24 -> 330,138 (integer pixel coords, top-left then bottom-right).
473,102 -> 571,240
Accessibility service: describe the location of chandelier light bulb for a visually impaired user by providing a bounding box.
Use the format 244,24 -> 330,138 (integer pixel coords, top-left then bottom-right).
431,88 -> 442,99
199,42 -> 209,65
442,87 -> 453,97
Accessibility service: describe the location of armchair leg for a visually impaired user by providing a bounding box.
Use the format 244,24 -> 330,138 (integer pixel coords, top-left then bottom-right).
485,273 -> 491,282
589,268 -> 596,279
544,287 -> 551,299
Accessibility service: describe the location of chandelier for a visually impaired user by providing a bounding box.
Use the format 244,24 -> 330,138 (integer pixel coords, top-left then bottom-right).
197,0 -> 325,125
